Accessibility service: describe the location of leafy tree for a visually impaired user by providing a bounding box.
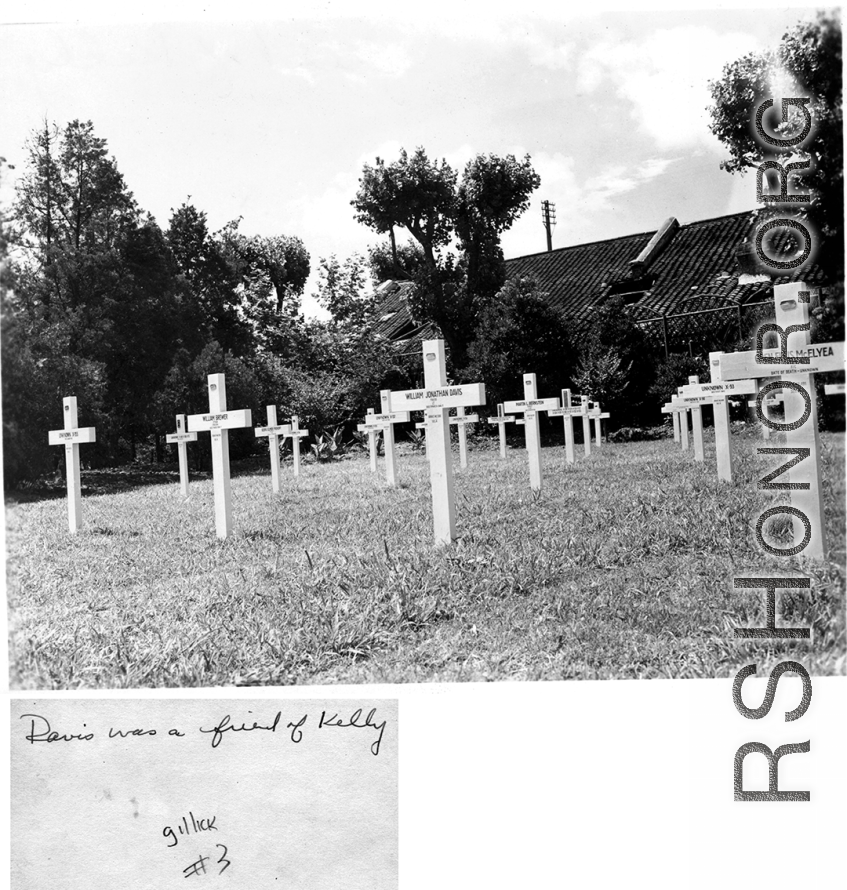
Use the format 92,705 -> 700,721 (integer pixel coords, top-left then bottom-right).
646,354 -> 709,410
708,13 -> 843,275
466,274 -> 573,408
577,296 -> 656,425
165,203 -> 250,355
14,119 -> 139,319
314,253 -> 375,325
367,239 -> 426,282
352,147 -> 540,369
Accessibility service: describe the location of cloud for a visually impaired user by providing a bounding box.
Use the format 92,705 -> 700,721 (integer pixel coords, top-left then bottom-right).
274,65 -> 316,85
576,26 -> 762,151
354,41 -> 413,77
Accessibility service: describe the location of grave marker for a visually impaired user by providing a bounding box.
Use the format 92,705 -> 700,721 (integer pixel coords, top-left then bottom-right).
352,396 -> 411,486
548,389 -> 582,463
48,396 -> 97,533
383,339 -> 486,544
283,415 -> 309,477
746,391 -> 785,441
487,403 -> 515,459
449,405 -> 480,469
824,382 -> 845,395
166,414 -> 198,496
587,401 -> 611,448
712,281 -> 841,559
187,373 -> 252,539
677,389 -> 690,451
680,375 -> 756,483
660,401 -> 682,442
254,406 -> 291,493
577,395 -> 592,457
687,376 -> 705,461
364,409 -> 378,471
504,374 -> 559,491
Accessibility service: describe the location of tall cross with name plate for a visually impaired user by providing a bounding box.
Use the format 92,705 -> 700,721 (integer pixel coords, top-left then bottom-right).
383,339 -> 485,545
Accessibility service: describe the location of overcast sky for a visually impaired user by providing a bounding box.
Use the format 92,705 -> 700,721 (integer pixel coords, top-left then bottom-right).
0,2 -> 831,316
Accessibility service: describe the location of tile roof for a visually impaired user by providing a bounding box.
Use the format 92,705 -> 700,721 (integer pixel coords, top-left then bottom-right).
373,211 -> 829,346
506,210 -> 827,331
371,279 -> 441,354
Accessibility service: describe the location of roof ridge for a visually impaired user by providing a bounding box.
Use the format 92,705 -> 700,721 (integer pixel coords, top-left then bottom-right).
505,209 -> 757,262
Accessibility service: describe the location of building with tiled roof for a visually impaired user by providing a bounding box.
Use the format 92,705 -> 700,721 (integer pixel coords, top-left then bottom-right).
374,210 -> 833,357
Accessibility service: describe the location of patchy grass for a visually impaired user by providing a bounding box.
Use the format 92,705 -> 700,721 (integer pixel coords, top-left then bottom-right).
6,430 -> 845,688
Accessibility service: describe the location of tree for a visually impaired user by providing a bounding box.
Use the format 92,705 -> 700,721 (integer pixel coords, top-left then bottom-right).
466,274 -> 573,408
314,253 -> 375,324
352,147 -> 540,370
367,239 -> 426,282
708,13 -> 843,275
577,296 -> 656,425
14,119 -> 139,317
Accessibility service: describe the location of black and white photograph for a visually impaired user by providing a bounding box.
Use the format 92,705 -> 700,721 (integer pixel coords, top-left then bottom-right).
1,2 -> 845,887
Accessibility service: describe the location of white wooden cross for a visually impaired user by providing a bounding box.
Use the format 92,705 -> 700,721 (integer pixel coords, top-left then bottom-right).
487,403 -> 515,459
449,405 -> 480,469
711,280 -> 844,560
675,387 -> 691,451
576,394 -> 592,456
678,376 -> 756,482
677,377 -> 706,461
504,374 -> 560,491
166,414 -> 198,496
746,390 -> 786,441
824,382 -> 845,395
283,415 -> 309,477
587,401 -> 610,448
352,395 -> 411,486
660,401 -> 682,442
187,373 -> 252,539
254,405 -> 291,493
548,389 -> 582,463
362,409 -> 379,471
383,339 -> 486,545
48,396 -> 97,533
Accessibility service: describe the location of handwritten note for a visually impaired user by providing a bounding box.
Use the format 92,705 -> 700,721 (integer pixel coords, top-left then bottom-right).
11,698 -> 398,889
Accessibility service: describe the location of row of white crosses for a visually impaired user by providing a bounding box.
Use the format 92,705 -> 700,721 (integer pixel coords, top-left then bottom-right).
357,398 -> 410,486
413,405 -> 480,467
710,281 -> 843,559
664,282 -> 843,560
503,376 -> 608,491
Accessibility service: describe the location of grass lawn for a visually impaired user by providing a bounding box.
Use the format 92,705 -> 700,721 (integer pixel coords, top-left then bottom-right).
5,428 -> 845,688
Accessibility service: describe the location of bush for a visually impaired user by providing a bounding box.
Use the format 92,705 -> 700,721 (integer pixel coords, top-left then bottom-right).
607,426 -> 669,443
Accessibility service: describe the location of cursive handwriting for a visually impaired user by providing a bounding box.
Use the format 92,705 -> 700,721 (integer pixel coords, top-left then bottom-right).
199,711 -> 282,749
318,708 -> 386,755
21,714 -> 94,744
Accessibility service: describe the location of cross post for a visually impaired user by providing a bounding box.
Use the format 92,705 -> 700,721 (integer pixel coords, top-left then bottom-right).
504,374 -> 559,491
679,375 -> 756,483
254,405 -> 290,493
712,281 -> 839,559
187,373 -> 252,539
383,339 -> 485,544
166,413 -> 198,496
487,403 -> 515,459
284,415 -> 309,477
365,409 -> 378,471
588,401 -> 611,448
449,405 -> 480,469
48,396 -> 97,533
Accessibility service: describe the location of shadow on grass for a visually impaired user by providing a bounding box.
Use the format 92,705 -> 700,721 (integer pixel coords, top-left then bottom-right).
3,454 -> 365,505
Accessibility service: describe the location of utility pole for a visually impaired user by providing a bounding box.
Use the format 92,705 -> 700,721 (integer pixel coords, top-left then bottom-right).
541,200 -> 556,252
